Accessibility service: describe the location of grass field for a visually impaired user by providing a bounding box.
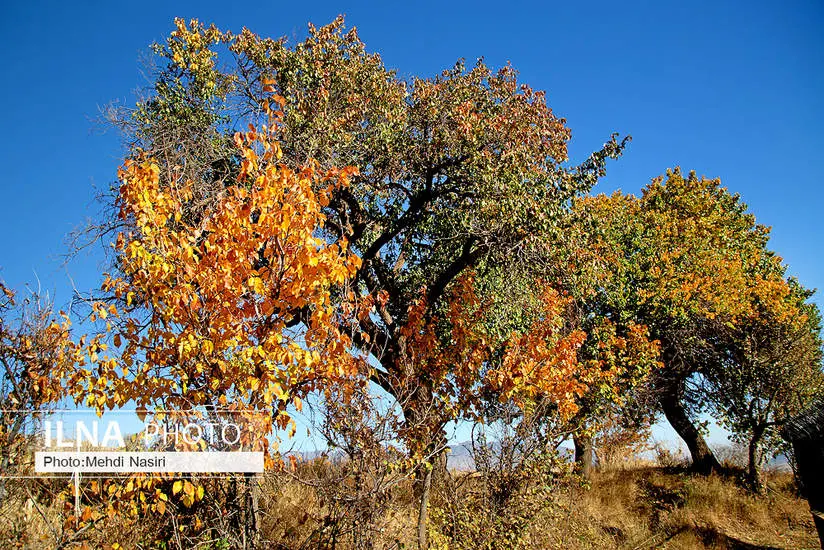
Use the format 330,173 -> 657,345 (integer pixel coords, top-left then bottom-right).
1,460 -> 819,549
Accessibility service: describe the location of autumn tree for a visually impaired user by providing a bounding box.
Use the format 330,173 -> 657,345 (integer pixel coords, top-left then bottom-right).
74,16 -> 635,546
566,312 -> 660,477
554,168 -> 805,474
540,191 -> 661,475
0,281 -> 76,501
702,281 -> 824,490
61,106 -> 364,428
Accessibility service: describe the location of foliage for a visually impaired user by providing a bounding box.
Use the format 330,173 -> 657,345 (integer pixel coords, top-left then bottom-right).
86,16 -> 632,462
36,17 -> 640,547
0,281 -> 77,498
59,106 -> 364,442
559,168 -> 793,369
702,281 -> 824,488
393,275 -> 615,455
551,168 -> 811,470
430,409 -> 573,550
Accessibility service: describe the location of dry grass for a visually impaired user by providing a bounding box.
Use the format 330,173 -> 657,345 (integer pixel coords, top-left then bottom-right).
1,465 -> 819,549
533,465 -> 819,549
255,473 -> 417,548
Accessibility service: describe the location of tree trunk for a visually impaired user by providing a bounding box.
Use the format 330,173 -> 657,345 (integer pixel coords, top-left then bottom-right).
747,425 -> 766,493
659,384 -> 721,474
416,462 -> 433,550
403,381 -> 448,550
573,433 -> 595,479
245,473 -> 260,548
413,433 -> 447,550
227,474 -> 259,549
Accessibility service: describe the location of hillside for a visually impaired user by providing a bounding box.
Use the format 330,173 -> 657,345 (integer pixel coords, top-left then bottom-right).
538,467 -> 819,549
3,463 -> 818,549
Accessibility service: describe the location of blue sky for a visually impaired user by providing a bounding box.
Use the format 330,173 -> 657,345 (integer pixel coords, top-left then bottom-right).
1,1 -> 822,448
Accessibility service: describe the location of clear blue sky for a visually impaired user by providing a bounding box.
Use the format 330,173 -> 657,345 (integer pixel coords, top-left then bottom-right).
0,1 -> 821,448
1,0 -> 821,309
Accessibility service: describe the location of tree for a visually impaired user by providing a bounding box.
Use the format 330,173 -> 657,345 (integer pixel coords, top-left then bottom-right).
70,16 -> 631,547
60,106 -> 364,438
703,281 -> 824,490
555,168 -> 800,474
565,312 -> 660,477
0,281 -> 76,501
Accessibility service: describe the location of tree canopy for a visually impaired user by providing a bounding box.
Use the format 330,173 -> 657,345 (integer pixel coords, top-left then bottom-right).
552,168 -> 821,472
78,16 -> 633,445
